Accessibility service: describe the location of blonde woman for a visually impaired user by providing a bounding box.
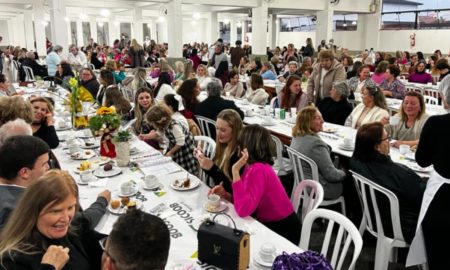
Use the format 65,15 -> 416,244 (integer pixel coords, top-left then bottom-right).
0,170 -> 107,270
129,39 -> 145,68
130,67 -> 151,94
196,109 -> 243,202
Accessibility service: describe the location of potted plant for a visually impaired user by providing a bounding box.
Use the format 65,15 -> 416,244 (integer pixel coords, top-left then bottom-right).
114,130 -> 132,167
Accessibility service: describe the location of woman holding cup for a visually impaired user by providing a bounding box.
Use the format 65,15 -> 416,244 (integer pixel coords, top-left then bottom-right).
196,109 -> 243,202
382,91 -> 429,148
276,75 -> 308,113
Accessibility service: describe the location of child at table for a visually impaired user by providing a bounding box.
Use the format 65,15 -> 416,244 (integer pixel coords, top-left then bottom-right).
145,105 -> 198,176
231,124 -> 300,244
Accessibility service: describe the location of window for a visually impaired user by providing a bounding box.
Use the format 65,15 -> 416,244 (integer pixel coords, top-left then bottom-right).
334,14 -> 358,31
279,16 -> 316,32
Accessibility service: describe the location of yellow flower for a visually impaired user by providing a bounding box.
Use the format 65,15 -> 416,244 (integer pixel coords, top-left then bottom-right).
68,78 -> 78,88
96,106 -> 116,115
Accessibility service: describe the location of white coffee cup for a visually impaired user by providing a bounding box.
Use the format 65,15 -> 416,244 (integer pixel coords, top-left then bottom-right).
259,242 -> 276,263
246,109 -> 255,117
343,138 -> 354,148
69,144 -> 81,154
83,129 -> 92,137
58,120 -> 67,128
208,194 -> 220,209
399,144 -> 411,155
121,182 -> 136,195
80,170 -> 93,183
225,91 -> 231,98
144,175 -> 159,189
290,107 -> 297,116
66,138 -> 77,146
389,116 -> 401,126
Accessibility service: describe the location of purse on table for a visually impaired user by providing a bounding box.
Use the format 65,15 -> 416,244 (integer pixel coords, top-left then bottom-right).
197,213 -> 250,270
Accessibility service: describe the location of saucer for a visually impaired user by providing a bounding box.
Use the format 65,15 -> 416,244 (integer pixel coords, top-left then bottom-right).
338,144 -> 354,151
70,150 -> 96,160
254,254 -> 275,267
55,125 -> 72,131
118,188 -> 138,197
75,176 -> 98,185
93,166 -> 122,178
203,201 -> 228,213
261,121 -> 276,126
143,182 -> 160,190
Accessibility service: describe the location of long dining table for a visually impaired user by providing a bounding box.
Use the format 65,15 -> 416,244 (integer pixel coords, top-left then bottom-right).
19,85 -> 303,270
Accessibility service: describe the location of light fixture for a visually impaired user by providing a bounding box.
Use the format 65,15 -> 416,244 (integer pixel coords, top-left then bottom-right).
98,22 -> 104,27
64,17 -> 69,22
352,21 -> 357,25
193,12 -> 200,20
236,21 -> 242,28
223,19 -> 230,24
248,23 -> 252,27
100,9 -> 110,17
41,20 -> 48,26
343,23 -> 347,27
79,13 -> 87,21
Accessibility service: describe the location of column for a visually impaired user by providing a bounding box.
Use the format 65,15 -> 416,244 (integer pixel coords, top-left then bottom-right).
207,12 -> 218,44
315,1 -> 334,50
33,0 -> 46,57
230,18 -> 237,45
157,19 -> 168,44
108,16 -> 118,46
17,15 -> 27,48
362,3 -> 382,51
150,20 -> 157,43
48,0 -> 69,57
6,20 -> 15,46
167,0 -> 182,58
133,8 -> 143,43
24,11 -> 35,50
90,18 -> 98,44
251,2 -> 268,56
241,20 -> 246,44
76,20 -> 84,47
66,19 -> 72,45
270,14 -> 277,49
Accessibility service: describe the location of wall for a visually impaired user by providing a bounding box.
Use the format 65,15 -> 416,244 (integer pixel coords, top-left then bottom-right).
378,29 -> 450,54
0,20 -> 9,46
182,19 -> 207,44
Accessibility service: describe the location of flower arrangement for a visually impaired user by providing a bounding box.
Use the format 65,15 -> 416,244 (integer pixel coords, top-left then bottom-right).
67,77 -> 95,129
89,106 -> 121,157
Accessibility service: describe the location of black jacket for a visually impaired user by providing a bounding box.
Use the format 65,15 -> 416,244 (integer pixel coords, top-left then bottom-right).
349,153 -> 426,243
318,97 -> 353,126
195,96 -> 244,139
80,78 -> 100,98
20,58 -> 48,81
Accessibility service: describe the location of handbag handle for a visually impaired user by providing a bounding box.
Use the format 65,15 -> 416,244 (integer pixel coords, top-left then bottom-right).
212,213 -> 237,230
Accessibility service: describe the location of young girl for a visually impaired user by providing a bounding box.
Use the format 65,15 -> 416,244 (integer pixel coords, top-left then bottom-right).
163,94 -> 189,132
145,105 -> 198,175
231,124 -> 300,244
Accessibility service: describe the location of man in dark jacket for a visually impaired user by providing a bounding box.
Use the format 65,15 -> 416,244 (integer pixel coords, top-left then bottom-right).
20,51 -> 48,81
80,67 -> 100,98
230,40 -> 246,69
195,79 -> 244,139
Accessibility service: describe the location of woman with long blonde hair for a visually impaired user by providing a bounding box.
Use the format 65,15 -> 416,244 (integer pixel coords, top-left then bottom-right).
0,170 -> 105,270
129,38 -> 145,68
196,109 -> 243,202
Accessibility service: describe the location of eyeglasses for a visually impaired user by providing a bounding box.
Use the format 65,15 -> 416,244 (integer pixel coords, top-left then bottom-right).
99,237 -> 116,263
380,136 -> 391,142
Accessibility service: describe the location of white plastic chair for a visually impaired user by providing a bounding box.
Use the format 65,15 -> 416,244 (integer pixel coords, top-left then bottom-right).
23,66 -> 35,81
83,63 -> 96,70
405,85 -> 423,95
271,135 -> 291,176
350,170 -> 409,270
195,115 -> 216,139
269,96 -> 278,108
286,146 -> 346,216
423,88 -> 440,99
300,209 -> 363,270
424,95 -> 438,105
11,59 -> 20,82
194,135 -> 216,186
291,179 -> 324,222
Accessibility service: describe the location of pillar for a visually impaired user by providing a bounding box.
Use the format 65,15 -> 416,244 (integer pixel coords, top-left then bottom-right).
207,12 -> 218,45
241,20 -> 246,44
24,11 -> 35,50
270,14 -> 277,49
33,0 -> 46,57
157,19 -> 168,44
48,0 -> 69,57
167,0 -> 183,58
108,16 -> 118,46
90,18 -> 98,44
230,18 -> 237,45
150,20 -> 157,43
362,3 -> 382,51
251,1 -> 268,57
133,8 -> 143,43
76,20 -> 84,47
315,1 -> 334,50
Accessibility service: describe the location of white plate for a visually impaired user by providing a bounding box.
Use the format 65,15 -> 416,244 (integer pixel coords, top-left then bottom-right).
254,254 -> 275,267
338,144 -> 354,151
408,163 -> 433,173
73,166 -> 97,174
55,126 -> 72,131
143,183 -> 160,190
170,177 -> 200,191
93,166 -> 122,178
203,201 -> 228,213
80,141 -> 100,149
88,156 -> 111,166
75,176 -> 98,185
108,200 -> 143,215
261,121 -> 277,126
70,151 -> 96,160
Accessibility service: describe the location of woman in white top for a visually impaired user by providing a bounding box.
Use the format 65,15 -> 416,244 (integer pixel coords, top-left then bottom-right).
154,72 -> 176,102
246,73 -> 269,105
345,85 -> 389,129
196,64 -> 212,91
163,94 -> 189,131
223,70 -> 244,98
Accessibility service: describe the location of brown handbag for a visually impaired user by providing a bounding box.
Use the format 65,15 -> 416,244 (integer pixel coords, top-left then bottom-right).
197,213 -> 250,270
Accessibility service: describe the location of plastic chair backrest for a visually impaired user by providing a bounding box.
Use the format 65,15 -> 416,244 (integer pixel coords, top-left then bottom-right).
424,95 -> 438,105
194,135 -> 216,186
291,179 -> 324,221
405,85 -> 424,95
270,96 -> 279,108
23,66 -> 35,81
271,135 -> 285,174
285,146 -> 319,198
195,115 -> 216,139
300,208 -> 363,270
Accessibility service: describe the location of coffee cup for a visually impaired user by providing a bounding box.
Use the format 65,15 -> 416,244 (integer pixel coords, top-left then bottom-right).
389,116 -> 401,126
259,242 -> 276,263
66,138 -> 77,146
225,91 -> 231,98
246,109 -> 255,117
58,120 -> 67,128
121,182 -> 136,195
144,175 -> 159,189
83,129 -> 92,137
399,144 -> 411,155
290,107 -> 297,116
343,138 -> 354,148
80,170 -> 93,183
69,144 -> 81,154
207,194 -> 220,209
